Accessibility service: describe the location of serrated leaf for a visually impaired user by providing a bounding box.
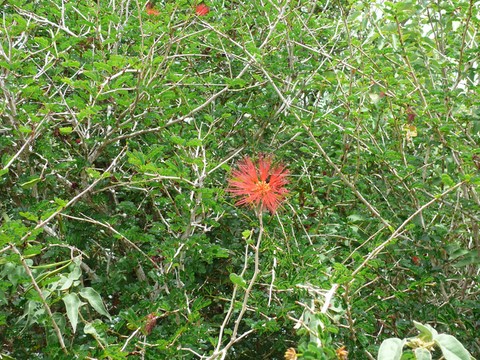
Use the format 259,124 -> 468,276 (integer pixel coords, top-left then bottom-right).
229,273 -> 247,288
63,293 -> 84,333
79,287 -> 111,319
377,338 -> 405,360
435,334 -> 472,360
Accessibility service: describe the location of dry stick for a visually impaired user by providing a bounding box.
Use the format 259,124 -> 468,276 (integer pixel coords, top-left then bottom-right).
231,214 -> 264,340
206,17 -> 391,232
61,213 -> 161,271
11,245 -> 68,354
451,0 -> 476,91
1,115 -> 49,171
14,6 -> 78,37
350,181 -> 465,279
208,216 -> 264,360
341,181 -> 465,342
18,146 -> 127,244
212,239 -> 251,356
267,251 -> 277,307
4,148 -> 127,353
87,29 -> 256,164
301,122 -> 392,230
88,0 -> 287,164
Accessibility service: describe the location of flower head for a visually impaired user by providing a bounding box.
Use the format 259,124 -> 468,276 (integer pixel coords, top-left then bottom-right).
228,155 -> 289,214
195,3 -> 210,16
146,1 -> 159,16
144,313 -> 158,335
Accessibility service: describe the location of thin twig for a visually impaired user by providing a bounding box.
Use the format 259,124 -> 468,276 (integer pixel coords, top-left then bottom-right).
350,181 -> 465,279
11,245 -> 68,354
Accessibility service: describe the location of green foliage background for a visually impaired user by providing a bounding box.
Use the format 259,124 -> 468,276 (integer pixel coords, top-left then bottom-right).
1,0 -> 479,358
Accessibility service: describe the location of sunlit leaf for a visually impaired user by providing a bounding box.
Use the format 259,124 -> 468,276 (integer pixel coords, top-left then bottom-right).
62,293 -> 84,333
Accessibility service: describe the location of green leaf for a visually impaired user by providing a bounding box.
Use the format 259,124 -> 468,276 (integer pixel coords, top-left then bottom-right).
434,334 -> 472,360
377,338 -> 405,360
453,253 -> 480,267
54,198 -> 68,207
441,174 -> 455,187
86,168 -> 101,179
58,263 -> 82,290
186,138 -> 202,147
84,319 -> 108,346
19,212 -> 38,222
63,293 -> 84,333
347,214 -> 364,222
19,177 -> 42,189
79,287 -> 111,319
229,273 -> 247,288
59,127 -> 73,135
0,354 -> 16,360
414,321 -> 438,341
414,348 -> 432,360
241,230 -> 252,240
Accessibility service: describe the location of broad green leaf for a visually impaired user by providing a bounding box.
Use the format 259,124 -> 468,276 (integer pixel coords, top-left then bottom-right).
414,321 -> 438,341
186,138 -> 202,147
79,287 -> 111,319
414,348 -> 432,360
62,293 -> 84,333
453,252 -> 480,268
435,334 -> 472,360
347,214 -> 364,222
229,273 -> 247,288
377,338 -> 405,360
84,319 -> 108,346
59,263 -> 82,290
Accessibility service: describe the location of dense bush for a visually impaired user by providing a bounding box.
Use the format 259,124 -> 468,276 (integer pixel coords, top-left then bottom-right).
1,0 -> 478,359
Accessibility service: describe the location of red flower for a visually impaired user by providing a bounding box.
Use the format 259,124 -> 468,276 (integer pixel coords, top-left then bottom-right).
146,1 -> 159,16
195,3 -> 210,16
228,155 -> 289,214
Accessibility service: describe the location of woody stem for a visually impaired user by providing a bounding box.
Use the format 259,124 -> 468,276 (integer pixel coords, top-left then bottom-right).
230,211 -> 263,340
